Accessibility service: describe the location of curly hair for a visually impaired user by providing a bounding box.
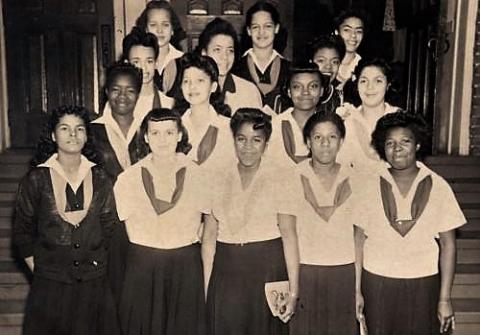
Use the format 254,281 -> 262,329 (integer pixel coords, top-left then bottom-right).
230,108 -> 273,142
122,27 -> 160,60
308,34 -> 346,63
195,17 -> 240,64
354,58 -> 398,104
135,0 -> 186,49
239,1 -> 288,54
137,108 -> 192,159
100,60 -> 143,110
371,110 -> 430,161
174,52 -> 231,118
31,105 -> 101,167
334,8 -> 369,32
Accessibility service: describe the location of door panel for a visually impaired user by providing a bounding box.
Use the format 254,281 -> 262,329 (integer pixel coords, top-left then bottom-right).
4,0 -> 113,147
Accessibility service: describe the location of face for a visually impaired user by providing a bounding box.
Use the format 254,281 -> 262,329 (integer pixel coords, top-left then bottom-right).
128,46 -> 156,85
107,74 -> 139,116
181,67 -> 217,106
384,127 -> 419,170
288,72 -> 323,112
234,122 -> 267,168
357,65 -> 389,108
146,8 -> 173,48
203,34 -> 235,76
52,114 -> 87,155
247,11 -> 279,50
313,48 -> 341,83
307,121 -> 343,165
145,120 -> 181,157
338,17 -> 364,53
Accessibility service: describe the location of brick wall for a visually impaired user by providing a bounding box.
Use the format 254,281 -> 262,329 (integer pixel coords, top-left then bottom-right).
470,4 -> 480,155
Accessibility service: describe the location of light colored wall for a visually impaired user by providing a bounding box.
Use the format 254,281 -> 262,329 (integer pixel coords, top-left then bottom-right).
0,0 -> 10,152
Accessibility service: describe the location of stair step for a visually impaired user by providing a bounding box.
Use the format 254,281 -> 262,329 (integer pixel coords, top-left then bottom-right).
0,313 -> 23,327
0,272 -> 28,284
0,149 -> 33,164
0,326 -> 21,335
458,230 -> 480,239
0,206 -> 13,218
458,248 -> 480,264
458,239 -> 480,249
0,299 -> 25,314
425,156 -> 480,165
459,219 -> 480,232
451,181 -> 480,193
0,165 -> 29,179
0,284 -> 29,301
0,193 -> 16,202
0,238 -> 11,248
456,192 -> 480,205
428,165 -> 480,179
464,209 -> 480,219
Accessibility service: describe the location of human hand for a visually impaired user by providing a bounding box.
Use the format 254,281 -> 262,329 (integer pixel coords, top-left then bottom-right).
277,293 -> 297,323
356,291 -> 365,322
438,300 -> 455,333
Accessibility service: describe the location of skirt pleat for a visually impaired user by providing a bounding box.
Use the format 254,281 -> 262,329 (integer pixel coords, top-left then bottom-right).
206,238 -> 289,335
23,275 -> 119,335
362,270 -> 441,335
120,242 -> 205,335
289,263 -> 357,335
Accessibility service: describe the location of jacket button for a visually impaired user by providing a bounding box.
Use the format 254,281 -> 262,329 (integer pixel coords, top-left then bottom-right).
73,260 -> 80,267
74,243 -> 80,249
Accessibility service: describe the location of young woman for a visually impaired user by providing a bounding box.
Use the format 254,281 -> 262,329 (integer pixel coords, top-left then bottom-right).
233,1 -> 290,115
197,17 -> 263,114
336,58 -> 400,173
135,0 -> 186,92
202,108 -> 299,334
309,34 -> 346,113
13,106 -> 119,335
114,108 -> 207,335
90,61 -> 143,306
356,111 -> 465,335
122,27 -> 173,118
289,112 -> 362,335
176,52 -> 235,169
268,62 -> 327,166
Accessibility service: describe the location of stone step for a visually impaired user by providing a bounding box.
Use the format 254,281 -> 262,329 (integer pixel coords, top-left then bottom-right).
428,165 -> 480,180
0,272 -> 28,285
0,326 -> 21,335
0,149 -> 33,165
425,156 -> 480,165
458,239 -> 480,249
459,219 -> 480,232
453,265 -> 480,299
456,192 -> 480,206
0,299 -> 25,314
0,193 -> 16,202
0,284 -> 29,301
453,298 -> 480,335
0,181 -> 19,193
450,181 -> 480,193
458,248 -> 480,264
464,209 -> 480,220
0,165 -> 29,179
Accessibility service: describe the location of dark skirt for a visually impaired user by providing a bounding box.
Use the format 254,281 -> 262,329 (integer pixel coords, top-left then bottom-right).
107,220 -> 129,306
289,263 -> 357,335
362,270 -> 441,335
120,242 -> 205,335
23,275 -> 119,335
206,238 -> 289,335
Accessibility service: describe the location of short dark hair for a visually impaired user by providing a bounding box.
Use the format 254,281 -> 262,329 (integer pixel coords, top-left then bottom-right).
196,17 -> 240,63
284,61 -> 328,100
105,60 -> 143,94
138,108 -> 192,158
31,105 -> 100,166
334,8 -> 369,32
354,57 -> 393,84
303,111 -> 346,144
175,52 -> 231,117
371,110 -> 430,161
240,1 -> 288,54
122,27 -> 160,60
309,34 -> 346,63
230,108 -> 273,142
135,0 -> 186,49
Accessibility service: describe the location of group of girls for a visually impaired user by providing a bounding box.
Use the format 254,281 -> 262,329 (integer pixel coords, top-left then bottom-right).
12,1 -> 466,335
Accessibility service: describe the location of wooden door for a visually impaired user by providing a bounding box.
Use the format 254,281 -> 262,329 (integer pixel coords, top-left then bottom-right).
3,0 -> 114,148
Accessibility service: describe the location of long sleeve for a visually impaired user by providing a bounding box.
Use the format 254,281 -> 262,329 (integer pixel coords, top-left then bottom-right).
13,171 -> 41,258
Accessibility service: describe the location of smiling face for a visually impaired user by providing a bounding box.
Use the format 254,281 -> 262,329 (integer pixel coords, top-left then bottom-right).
202,34 -> 235,77
313,48 -> 341,83
145,120 -> 181,157
234,122 -> 267,168
289,72 -> 323,112
181,66 -> 217,106
358,65 -> 389,108
106,74 -> 139,117
247,11 -> 279,50
338,17 -> 364,53
384,127 -> 419,170
128,45 -> 156,85
146,8 -> 173,48
307,121 -> 343,165
52,114 -> 87,155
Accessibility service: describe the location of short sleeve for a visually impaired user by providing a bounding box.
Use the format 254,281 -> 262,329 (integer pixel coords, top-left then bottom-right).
436,180 -> 466,233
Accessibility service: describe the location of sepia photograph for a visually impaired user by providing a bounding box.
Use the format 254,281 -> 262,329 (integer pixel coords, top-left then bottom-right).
0,0 -> 479,334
